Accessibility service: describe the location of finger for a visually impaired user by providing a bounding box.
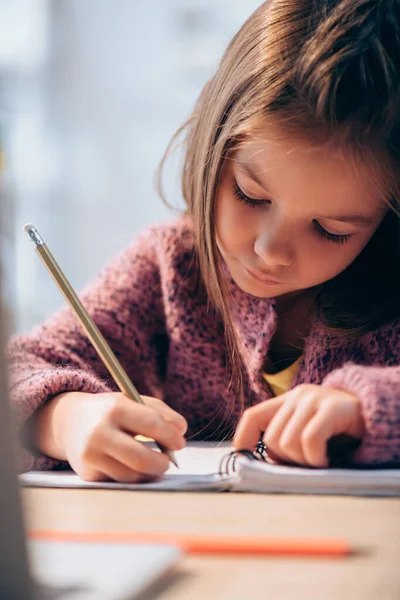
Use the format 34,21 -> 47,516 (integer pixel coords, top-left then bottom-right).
262,399 -> 297,464
141,396 -> 188,435
106,428 -> 171,476
277,399 -> 318,466
111,401 -> 186,451
75,465 -> 108,483
301,404 -> 338,467
233,397 -> 284,451
263,448 -> 282,463
92,454 -> 155,483
77,448 -> 147,483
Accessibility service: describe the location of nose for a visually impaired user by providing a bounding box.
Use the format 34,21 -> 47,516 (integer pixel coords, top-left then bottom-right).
254,228 -> 295,268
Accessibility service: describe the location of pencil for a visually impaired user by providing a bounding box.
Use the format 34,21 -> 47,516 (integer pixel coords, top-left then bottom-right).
29,530 -> 352,557
24,224 -> 178,468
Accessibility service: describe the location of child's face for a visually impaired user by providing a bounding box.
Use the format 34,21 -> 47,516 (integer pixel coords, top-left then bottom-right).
215,131 -> 388,300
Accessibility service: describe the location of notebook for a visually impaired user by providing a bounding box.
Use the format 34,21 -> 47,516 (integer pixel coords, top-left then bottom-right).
20,442 -> 400,497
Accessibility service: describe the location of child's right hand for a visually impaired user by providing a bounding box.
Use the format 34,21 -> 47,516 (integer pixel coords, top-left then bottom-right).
35,391 -> 187,482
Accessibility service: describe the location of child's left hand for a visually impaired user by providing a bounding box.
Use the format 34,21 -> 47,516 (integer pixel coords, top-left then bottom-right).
234,384 -> 365,468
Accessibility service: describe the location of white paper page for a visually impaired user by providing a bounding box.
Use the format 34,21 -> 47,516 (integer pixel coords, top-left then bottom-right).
236,457 -> 400,496
19,442 -> 234,491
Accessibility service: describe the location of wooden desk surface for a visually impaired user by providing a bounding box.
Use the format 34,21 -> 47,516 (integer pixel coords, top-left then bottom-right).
22,489 -> 400,600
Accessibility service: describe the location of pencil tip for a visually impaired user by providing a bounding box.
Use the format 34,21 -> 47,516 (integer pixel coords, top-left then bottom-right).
169,453 -> 179,469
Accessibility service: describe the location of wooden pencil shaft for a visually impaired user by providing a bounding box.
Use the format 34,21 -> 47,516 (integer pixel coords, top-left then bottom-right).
28,228 -> 177,467
29,530 -> 352,557
36,244 -> 143,404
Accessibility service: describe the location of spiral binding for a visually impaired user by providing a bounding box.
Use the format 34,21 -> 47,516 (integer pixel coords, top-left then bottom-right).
219,436 -> 363,474
219,439 -> 267,476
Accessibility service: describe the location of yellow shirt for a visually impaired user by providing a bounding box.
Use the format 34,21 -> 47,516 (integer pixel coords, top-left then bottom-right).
262,356 -> 302,396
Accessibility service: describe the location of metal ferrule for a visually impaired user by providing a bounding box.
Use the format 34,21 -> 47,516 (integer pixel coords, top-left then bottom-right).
25,225 -> 45,248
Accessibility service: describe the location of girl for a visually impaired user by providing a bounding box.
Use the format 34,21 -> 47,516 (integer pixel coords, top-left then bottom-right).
8,0 -> 400,481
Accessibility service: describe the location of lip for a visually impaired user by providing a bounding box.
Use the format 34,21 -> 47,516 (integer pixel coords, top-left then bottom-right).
244,265 -> 282,285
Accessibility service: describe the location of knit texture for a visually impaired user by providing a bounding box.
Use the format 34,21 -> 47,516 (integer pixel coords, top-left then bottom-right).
7,218 -> 400,470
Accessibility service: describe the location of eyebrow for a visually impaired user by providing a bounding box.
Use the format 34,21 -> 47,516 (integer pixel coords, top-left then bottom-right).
236,160 -> 375,227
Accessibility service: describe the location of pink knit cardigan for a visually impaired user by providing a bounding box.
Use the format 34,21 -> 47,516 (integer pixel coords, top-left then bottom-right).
7,218 -> 400,471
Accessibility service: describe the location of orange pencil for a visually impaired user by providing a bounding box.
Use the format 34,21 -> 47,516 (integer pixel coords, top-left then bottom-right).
29,530 -> 352,557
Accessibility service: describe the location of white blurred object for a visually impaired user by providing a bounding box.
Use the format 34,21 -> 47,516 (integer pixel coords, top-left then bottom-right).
0,0 -> 49,71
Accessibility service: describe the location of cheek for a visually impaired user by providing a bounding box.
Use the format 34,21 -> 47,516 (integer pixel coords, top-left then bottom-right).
215,187 -> 255,253
299,234 -> 372,285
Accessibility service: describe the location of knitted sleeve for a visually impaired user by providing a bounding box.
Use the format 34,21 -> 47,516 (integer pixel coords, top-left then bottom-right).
7,227 -> 168,471
321,322 -> 400,466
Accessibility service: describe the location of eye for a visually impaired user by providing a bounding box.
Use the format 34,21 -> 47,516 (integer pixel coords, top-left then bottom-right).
232,181 -> 270,208
313,220 -> 351,245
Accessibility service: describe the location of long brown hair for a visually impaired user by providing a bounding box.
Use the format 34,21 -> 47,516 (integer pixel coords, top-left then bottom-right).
158,0 -> 400,403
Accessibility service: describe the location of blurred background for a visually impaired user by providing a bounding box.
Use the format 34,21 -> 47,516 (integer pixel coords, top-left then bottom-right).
0,0 -> 262,334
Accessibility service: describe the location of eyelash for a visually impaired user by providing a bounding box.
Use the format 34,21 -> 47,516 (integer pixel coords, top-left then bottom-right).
232,180 -> 351,245
233,181 -> 269,208
313,220 -> 351,245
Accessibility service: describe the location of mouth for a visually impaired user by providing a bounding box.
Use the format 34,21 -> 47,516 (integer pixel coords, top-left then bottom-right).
243,265 -> 282,285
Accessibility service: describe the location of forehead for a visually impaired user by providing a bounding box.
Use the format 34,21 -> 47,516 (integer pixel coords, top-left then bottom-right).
233,133 -> 388,217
